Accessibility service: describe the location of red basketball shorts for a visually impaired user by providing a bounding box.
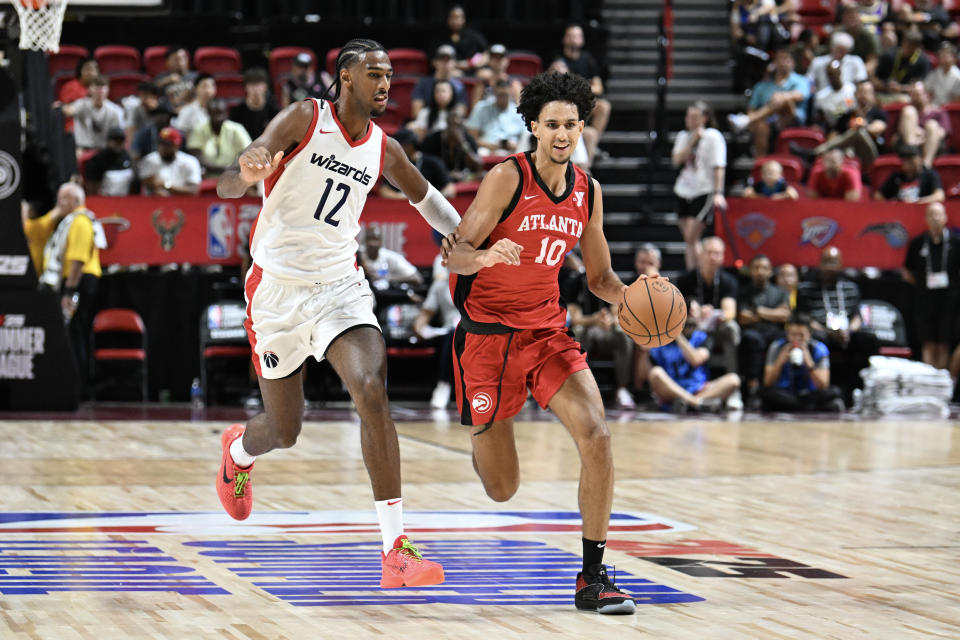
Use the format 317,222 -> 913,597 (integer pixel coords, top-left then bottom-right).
452,325 -> 589,426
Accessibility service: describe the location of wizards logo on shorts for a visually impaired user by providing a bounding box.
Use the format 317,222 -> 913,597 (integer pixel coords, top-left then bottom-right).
263,351 -> 279,368
799,216 -> 839,248
472,392 -> 492,413
735,212 -> 776,249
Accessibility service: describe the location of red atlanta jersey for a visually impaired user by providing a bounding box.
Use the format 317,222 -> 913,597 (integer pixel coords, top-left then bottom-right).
451,151 -> 594,332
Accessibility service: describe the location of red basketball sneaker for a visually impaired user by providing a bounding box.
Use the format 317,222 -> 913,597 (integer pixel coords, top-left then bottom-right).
380,535 -> 445,588
216,423 -> 254,521
575,564 -> 637,614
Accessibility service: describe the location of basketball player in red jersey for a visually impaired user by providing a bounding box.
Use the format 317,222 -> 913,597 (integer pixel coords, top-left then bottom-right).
445,71 -> 652,614
215,40 -> 460,588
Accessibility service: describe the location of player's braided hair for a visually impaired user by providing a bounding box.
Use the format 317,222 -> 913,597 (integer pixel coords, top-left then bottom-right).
325,38 -> 388,101
516,71 -> 596,131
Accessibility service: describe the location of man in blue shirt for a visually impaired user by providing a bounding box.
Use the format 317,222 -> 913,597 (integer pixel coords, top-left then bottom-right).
647,318 -> 742,413
728,46 -> 812,157
465,80 -> 526,155
759,311 -> 844,412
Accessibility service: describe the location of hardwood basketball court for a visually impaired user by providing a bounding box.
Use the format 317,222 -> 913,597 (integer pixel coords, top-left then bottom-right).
1,406 -> 958,639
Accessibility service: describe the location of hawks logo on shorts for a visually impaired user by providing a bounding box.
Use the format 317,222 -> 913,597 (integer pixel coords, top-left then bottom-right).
471,393 -> 493,414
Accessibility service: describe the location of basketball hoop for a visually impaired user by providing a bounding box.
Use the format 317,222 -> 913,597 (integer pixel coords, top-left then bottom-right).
10,0 -> 68,53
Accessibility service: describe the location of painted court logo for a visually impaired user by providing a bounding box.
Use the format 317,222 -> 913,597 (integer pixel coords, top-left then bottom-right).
262,351 -> 279,368
472,392 -> 492,413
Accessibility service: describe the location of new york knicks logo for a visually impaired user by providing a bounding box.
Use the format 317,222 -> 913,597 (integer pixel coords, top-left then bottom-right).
735,213 -> 776,249
799,216 -> 840,248
263,351 -> 279,369
472,392 -> 492,414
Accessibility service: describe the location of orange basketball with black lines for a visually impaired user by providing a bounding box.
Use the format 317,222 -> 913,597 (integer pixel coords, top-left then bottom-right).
618,278 -> 686,347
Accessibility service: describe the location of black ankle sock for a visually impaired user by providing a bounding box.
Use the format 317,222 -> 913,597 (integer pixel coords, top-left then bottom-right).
582,537 -> 606,573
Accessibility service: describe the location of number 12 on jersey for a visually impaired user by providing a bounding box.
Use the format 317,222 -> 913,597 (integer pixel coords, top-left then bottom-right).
534,237 -> 567,266
313,178 -> 350,226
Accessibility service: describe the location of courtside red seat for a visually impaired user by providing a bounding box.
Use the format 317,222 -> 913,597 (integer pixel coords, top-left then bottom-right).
388,76 -> 418,121
269,46 -> 315,81
868,154 -> 901,189
143,45 -> 169,76
752,154 -> 804,184
507,52 -> 542,78
91,308 -> 148,401
774,127 -> 824,154
94,45 -> 141,75
214,73 -> 245,99
106,72 -> 150,103
194,46 -> 242,74
200,302 -> 250,405
49,45 -> 89,77
388,48 -> 429,76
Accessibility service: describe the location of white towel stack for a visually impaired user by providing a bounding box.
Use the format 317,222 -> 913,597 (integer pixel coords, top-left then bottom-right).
858,356 -> 954,417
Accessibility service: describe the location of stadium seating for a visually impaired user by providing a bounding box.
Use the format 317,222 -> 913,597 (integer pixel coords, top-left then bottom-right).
942,102 -> 960,150
269,47 -> 315,83
751,155 -> 804,185
882,101 -> 905,137
869,154 -> 901,189
388,48 -> 429,76
143,45 -> 169,76
90,308 -> 148,401
325,47 -> 341,75
94,45 -> 141,75
49,45 -> 89,77
107,72 -> 150,103
506,52 -> 542,77
932,154 -> 960,196
387,76 -> 418,121
774,127 -> 824,155
194,46 -> 242,74
377,103 -> 404,136
214,73 -> 246,99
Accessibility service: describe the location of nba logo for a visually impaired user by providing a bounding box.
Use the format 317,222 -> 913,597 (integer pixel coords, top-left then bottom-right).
207,204 -> 235,259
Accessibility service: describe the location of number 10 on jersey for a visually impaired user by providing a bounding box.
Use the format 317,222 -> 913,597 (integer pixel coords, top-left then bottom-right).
313,178 -> 350,226
534,237 -> 567,266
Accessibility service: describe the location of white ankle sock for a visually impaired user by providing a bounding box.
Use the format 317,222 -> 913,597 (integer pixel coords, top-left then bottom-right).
229,436 -> 256,468
374,498 -> 404,554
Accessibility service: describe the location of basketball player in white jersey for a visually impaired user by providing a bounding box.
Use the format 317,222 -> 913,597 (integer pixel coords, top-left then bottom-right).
215,39 -> 460,588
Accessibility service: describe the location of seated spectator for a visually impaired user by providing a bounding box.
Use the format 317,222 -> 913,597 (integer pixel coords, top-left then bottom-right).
412,258 -> 461,409
409,79 -> 457,141
793,80 -> 886,169
359,225 -> 424,290
153,45 -> 196,108
565,265 -> 636,409
471,43 -> 523,107
776,262 -> 799,309
807,32 -> 868,93
902,202 -> 960,370
856,0 -> 889,36
173,72 -> 215,138
730,0 -> 783,53
675,236 -> 741,380
797,246 -> 880,405
875,144 -> 944,203
873,29 -> 929,100
791,29 -> 820,76
438,4 -> 489,75
813,60 -> 857,132
83,127 -> 135,196
465,80 -> 526,155
759,312 -> 844,412
379,128 -> 455,199
737,254 -> 790,402
411,45 -> 468,120
925,42 -> 960,107
282,52 -> 332,108
62,76 -> 125,156
897,81 -> 949,168
558,24 -> 611,160
728,46 -> 811,157
229,68 -> 279,140
839,5 -> 880,76
138,127 -> 201,196
808,149 -> 863,200
131,102 -> 175,162
122,82 -> 162,142
58,57 -> 99,133
743,160 -> 799,199
647,317 -> 742,413
187,99 -> 252,177
421,103 -> 483,182
898,0 -> 959,51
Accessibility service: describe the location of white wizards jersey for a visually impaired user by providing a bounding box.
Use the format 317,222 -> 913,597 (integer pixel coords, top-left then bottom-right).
250,99 -> 386,283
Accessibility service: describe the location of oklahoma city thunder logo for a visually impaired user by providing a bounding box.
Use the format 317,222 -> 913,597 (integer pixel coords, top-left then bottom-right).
263,351 -> 279,369
472,392 -> 493,413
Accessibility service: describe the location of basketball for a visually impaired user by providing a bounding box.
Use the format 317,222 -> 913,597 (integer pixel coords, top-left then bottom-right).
618,277 -> 686,347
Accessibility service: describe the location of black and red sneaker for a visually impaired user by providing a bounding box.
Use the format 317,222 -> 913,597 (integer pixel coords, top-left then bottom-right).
575,564 -> 637,614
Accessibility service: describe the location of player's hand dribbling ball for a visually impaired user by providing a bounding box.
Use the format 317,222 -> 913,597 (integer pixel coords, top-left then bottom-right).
618,277 -> 686,347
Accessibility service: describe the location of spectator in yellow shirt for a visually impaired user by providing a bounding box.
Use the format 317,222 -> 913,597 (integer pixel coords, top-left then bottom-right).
187,98 -> 252,178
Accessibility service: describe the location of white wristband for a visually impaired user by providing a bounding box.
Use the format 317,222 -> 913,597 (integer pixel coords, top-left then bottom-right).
410,183 -> 460,236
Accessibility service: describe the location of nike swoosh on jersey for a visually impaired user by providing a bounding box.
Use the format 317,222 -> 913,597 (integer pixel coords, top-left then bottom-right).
524,194 -> 538,200
317,129 -> 334,134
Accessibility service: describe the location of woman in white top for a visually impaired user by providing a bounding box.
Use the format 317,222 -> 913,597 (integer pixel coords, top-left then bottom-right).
672,100 -> 727,269
409,79 -> 455,140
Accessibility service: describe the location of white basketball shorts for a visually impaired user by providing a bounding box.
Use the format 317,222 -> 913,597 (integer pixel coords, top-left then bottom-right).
243,263 -> 380,379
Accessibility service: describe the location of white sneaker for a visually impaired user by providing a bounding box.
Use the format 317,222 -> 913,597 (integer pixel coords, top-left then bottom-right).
430,381 -> 451,409
616,387 -> 636,409
726,390 -> 744,410
727,112 -> 750,133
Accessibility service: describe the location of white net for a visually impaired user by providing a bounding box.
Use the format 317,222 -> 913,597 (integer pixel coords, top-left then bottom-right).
11,0 -> 68,53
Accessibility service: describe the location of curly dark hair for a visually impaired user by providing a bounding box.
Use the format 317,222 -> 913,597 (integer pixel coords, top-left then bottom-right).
516,71 -> 596,131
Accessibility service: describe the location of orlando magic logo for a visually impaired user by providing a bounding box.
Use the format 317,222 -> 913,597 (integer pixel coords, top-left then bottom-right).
735,212 -> 776,249
858,222 -> 909,248
799,216 -> 839,248
263,351 -> 279,369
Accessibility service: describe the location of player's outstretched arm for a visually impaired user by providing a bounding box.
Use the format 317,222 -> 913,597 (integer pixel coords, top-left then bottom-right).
580,179 -> 628,305
216,101 -> 314,198
382,137 -> 460,235
447,162 -> 523,275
